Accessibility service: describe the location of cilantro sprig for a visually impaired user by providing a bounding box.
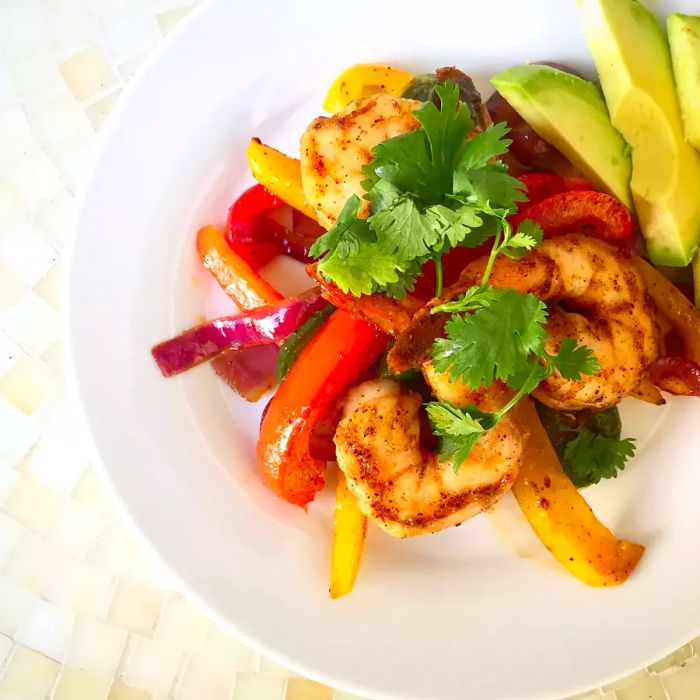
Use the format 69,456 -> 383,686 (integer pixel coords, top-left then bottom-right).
534,402 -> 637,488
564,431 -> 637,488
426,329 -> 599,473
428,280 -> 600,470
310,81 -> 524,298
427,216 -> 599,470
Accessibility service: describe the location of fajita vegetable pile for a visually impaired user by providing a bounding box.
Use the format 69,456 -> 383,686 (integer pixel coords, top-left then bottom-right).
152,0 -> 700,597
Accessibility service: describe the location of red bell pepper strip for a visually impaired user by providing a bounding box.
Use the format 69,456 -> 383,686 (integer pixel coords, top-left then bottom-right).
511,191 -> 633,242
413,241 -> 493,300
226,184 -> 325,269
516,173 -> 593,210
257,310 -> 388,506
649,357 -> 700,397
197,224 -> 283,310
226,184 -> 285,269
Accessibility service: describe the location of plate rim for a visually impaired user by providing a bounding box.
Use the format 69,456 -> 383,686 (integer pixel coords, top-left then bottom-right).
61,1 -> 700,698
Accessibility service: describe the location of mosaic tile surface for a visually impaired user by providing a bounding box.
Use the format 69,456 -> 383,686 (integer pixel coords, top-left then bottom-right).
0,1 -> 697,698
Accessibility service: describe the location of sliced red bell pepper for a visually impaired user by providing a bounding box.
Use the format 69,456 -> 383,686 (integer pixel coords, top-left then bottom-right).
226,184 -> 325,269
226,184 -> 286,269
649,356 -> 700,397
516,173 -> 593,210
510,190 -> 634,242
413,242 -> 493,300
257,310 -> 388,506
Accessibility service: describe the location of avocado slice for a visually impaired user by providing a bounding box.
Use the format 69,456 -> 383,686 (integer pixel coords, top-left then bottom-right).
491,65 -> 632,208
578,0 -> 700,266
668,13 -> 700,150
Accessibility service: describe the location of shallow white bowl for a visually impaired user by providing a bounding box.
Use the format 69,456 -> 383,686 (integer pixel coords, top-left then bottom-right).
66,1 -> 700,698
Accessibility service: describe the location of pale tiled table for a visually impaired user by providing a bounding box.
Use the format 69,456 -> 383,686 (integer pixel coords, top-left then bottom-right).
0,2 -> 698,699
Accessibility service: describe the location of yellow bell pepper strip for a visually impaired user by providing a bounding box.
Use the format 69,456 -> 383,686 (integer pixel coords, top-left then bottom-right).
196,224 -> 282,311
323,64 -> 415,113
246,138 -> 319,222
633,256 -> 700,364
511,397 -> 644,587
330,471 -> 368,599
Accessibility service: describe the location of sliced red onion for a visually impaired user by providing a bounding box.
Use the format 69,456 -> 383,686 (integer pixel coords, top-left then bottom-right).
211,344 -> 279,402
151,288 -> 325,377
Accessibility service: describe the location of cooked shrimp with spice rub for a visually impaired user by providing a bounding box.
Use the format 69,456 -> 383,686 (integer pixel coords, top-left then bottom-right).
464,234 -> 660,410
300,94 -> 420,229
334,375 -> 523,538
390,233 -> 660,411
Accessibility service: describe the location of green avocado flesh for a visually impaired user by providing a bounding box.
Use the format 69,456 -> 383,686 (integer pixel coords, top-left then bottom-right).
491,64 -> 633,208
578,0 -> 700,266
668,13 -> 700,150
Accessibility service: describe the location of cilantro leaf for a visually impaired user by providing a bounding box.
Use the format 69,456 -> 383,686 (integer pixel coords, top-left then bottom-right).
431,285 -> 504,315
432,289 -> 548,389
454,161 -> 528,211
425,401 -> 498,471
547,338 -> 601,380
412,81 -> 474,194
369,130 -> 438,201
317,238 -> 405,296
309,195 -> 373,259
507,359 -> 551,395
368,197 -> 438,261
423,203 -> 486,251
500,220 -> 544,259
366,82 -> 473,204
367,178 -> 402,212
426,401 -> 486,437
563,430 -> 637,488
456,121 -> 511,171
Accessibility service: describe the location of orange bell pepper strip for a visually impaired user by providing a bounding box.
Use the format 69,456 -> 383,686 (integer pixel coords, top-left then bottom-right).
511,397 -> 644,587
330,472 -> 368,599
246,138 -> 319,223
633,256 -> 700,364
257,310 -> 388,506
323,64 -> 415,113
196,224 -> 282,311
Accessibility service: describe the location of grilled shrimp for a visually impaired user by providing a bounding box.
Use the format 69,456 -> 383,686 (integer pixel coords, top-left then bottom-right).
300,94 -> 420,229
389,234 -> 659,410
334,374 -> 522,538
466,234 -> 659,410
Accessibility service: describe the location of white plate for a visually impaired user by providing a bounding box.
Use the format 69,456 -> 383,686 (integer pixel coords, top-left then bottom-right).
65,1 -> 700,698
